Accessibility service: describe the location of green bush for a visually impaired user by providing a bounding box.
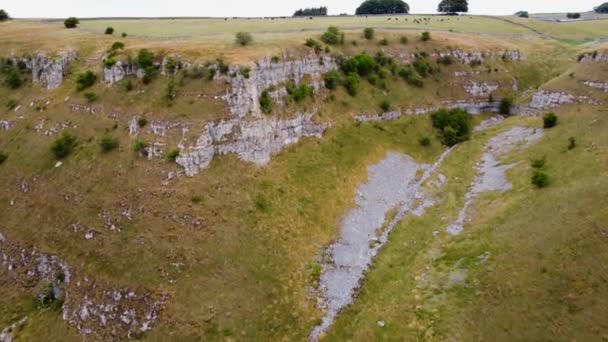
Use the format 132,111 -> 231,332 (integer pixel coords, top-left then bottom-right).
531,157 -> 546,169
191,195 -> 203,204
83,91 -> 97,103
105,27 -> 114,35
166,149 -> 180,162
470,59 -> 482,67
235,31 -> 253,46
271,56 -> 280,63
341,53 -> 376,76
568,137 -> 576,150
305,38 -> 323,52
121,79 -> 133,92
259,90 -> 273,114
379,38 -> 389,46
380,99 -> 391,111
121,32 -> 127,38
431,108 -> 472,146
76,71 -> 96,91
0,151 -> 8,164
499,97 -> 512,115
110,41 -> 125,51
321,26 -> 343,45
0,9 -> 9,21
419,137 -> 431,146
400,36 -> 409,44
99,134 -> 119,152
345,72 -> 360,96
164,78 -> 177,105
132,140 -> 148,154
421,31 -> 431,41
137,117 -> 148,128
51,131 -> 77,159
64,17 -> 79,28
531,170 -> 550,188
543,112 -> 558,128
324,70 -> 341,90
363,27 -> 375,40
398,66 -> 424,88
104,56 -> 117,68
437,55 -> 454,65
3,69 -> 23,89
286,81 -> 314,102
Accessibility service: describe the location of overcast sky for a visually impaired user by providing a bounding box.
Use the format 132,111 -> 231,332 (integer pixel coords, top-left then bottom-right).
0,0 -> 603,18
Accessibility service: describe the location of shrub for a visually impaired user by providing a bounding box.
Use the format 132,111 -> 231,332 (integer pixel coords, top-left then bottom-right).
259,90 -> 273,114
419,137 -> 431,146
191,195 -> 203,204
254,193 -> 270,213
380,99 -> 391,111
286,81 -> 314,102
568,137 -> 576,150
75,71 -> 96,91
305,38 -> 323,52
105,27 -> 114,35
3,69 -> 23,89
6,99 -> 17,110
104,56 -> 117,68
379,38 -> 389,46
437,55 -> 454,65
421,31 -> 431,41
515,11 -> 529,18
121,79 -> 133,92
236,31 -> 253,46
363,27 -> 375,40
345,72 -> 360,96
137,49 -> 155,70
499,97 -> 512,115
324,70 -> 341,90
271,56 -> 280,63
531,157 -> 546,169
64,17 -> 79,28
320,26 -> 342,45
412,59 -> 432,77
83,91 -> 97,103
99,134 -> 119,152
0,9 -> 9,21
166,149 -> 180,162
398,66 -> 424,87
132,140 -> 148,154
341,53 -> 376,76
430,108 -> 472,146
531,170 -> 550,188
543,112 -> 558,128
51,131 -> 77,159
566,12 -> 581,19
137,117 -> 148,128
110,42 -> 125,51
164,78 -> 177,105
470,59 -> 482,67
0,151 -> 7,164
400,36 -> 409,44
121,32 -> 127,38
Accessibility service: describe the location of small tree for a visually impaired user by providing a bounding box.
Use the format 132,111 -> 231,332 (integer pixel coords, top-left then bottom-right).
421,31 -> 431,41
345,72 -> 360,96
321,26 -> 343,45
499,97 -> 512,115
363,28 -> 375,40
236,32 -> 253,46
380,99 -> 391,111
76,71 -> 97,91
323,70 -> 341,90
105,27 -> 114,35
3,69 -> 23,89
121,32 -> 128,38
437,0 -> 468,14
0,9 -> 10,21
51,131 -> 77,159
64,17 -> 79,29
515,11 -> 529,18
430,108 -> 472,146
355,0 -> 410,14
259,90 -> 273,114
543,112 -> 558,128
531,170 -> 550,188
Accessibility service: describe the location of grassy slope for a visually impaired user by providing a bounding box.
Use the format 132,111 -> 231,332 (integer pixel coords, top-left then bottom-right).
1,18 -> 607,341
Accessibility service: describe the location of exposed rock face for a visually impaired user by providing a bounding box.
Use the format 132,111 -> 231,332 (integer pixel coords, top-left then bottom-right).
579,51 -> 608,63
103,60 -> 144,84
464,81 -> 498,96
0,120 -> 13,130
0,317 -> 28,342
354,101 -> 501,122
30,52 -> 76,89
446,127 -> 543,235
0,232 -> 166,340
176,113 -> 327,176
437,50 -> 525,65
220,55 -> 337,118
529,90 -> 576,109
584,80 -> 608,92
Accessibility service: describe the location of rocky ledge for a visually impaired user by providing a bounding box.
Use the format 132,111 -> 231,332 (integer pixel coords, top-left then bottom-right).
0,232 -> 167,340
176,113 -> 327,176
7,52 -> 76,89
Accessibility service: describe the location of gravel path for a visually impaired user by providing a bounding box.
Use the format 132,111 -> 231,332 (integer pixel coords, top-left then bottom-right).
447,126 -> 544,235
310,149 -> 452,341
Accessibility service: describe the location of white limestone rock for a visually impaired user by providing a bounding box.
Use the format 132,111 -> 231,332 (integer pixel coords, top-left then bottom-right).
30,52 -> 76,89
464,81 -> 498,97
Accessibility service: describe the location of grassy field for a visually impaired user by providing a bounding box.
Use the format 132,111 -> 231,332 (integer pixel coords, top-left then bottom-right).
1,14 -> 608,342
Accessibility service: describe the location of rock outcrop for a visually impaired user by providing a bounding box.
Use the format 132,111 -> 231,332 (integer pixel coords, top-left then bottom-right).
584,80 -> 608,92
529,90 -> 576,109
464,81 -> 498,96
0,232 -> 166,340
355,100 -> 502,122
29,52 -> 76,89
176,113 -> 327,176
579,51 -> 608,63
219,55 -> 337,118
0,120 -> 13,130
103,60 -> 144,84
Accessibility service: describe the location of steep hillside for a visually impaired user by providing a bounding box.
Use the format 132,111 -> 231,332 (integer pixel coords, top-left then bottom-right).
1,18 -> 607,341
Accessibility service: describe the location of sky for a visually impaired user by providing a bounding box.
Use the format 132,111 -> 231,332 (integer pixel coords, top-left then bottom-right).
0,0 -> 603,18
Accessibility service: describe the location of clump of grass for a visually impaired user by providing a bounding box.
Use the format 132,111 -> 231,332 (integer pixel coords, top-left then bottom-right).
380,99 -> 391,112
191,195 -> 203,204
137,117 -> 148,128
531,170 -> 550,188
166,149 -> 180,162
568,137 -> 576,150
363,27 -> 375,40
530,156 -> 546,169
379,38 -> 389,46
0,151 -> 8,164
421,31 -> 431,41
83,91 -> 97,103
254,193 -> 270,213
50,131 -> 77,159
98,134 -> 119,153
419,137 -> 431,147
310,263 -> 322,282
543,112 -> 558,128
132,140 -> 148,155
400,36 -> 409,44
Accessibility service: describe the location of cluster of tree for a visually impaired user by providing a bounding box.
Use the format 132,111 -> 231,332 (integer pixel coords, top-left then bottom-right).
437,0 -> 468,14
356,0 -> 409,15
566,12 -> 581,19
0,9 -> 10,21
515,11 -> 529,18
64,17 -> 79,28
293,7 -> 328,16
595,2 -> 608,13
1,58 -> 27,89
